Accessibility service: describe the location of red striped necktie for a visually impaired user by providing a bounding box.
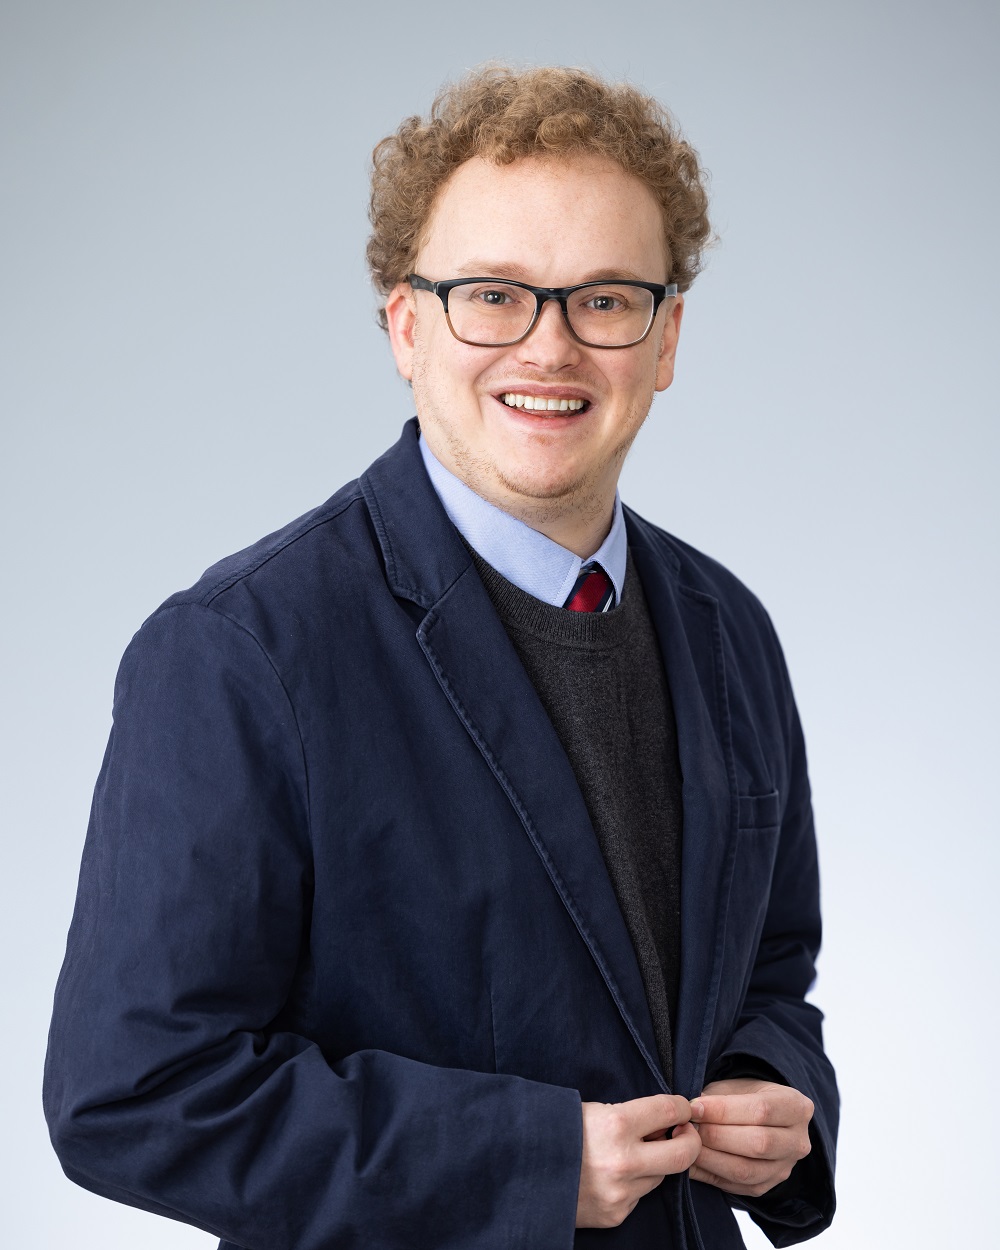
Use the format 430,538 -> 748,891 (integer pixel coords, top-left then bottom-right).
563,563 -> 615,612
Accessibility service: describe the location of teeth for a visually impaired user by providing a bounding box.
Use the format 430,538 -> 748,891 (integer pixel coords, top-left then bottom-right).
502,393 -> 586,413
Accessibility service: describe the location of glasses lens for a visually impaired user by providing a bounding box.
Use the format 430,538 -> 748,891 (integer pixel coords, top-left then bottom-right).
447,282 -> 536,345
567,284 -> 655,346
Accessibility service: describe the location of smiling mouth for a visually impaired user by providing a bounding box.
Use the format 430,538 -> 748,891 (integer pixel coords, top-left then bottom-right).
500,392 -> 589,414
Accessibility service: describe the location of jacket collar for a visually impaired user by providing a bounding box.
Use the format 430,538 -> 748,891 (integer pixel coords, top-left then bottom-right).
359,419 -> 472,610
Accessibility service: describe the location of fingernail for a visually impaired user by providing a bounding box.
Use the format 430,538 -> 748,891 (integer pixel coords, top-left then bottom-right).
690,1100 -> 704,1119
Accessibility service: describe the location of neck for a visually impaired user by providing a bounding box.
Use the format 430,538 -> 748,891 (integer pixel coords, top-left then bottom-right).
417,427 -> 618,558
488,488 -> 616,558
524,511 -> 613,560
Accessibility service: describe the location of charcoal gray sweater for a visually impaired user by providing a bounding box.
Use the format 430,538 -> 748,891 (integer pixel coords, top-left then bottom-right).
470,548 -> 683,1084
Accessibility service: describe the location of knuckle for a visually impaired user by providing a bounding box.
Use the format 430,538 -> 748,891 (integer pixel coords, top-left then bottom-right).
605,1110 -> 630,1145
669,1094 -> 692,1123
656,1094 -> 683,1128
752,1097 -> 773,1126
607,1179 -> 631,1208
748,1128 -> 772,1158
599,1155 -> 630,1191
602,1182 -> 633,1227
619,1196 -> 641,1225
734,1160 -> 759,1186
606,1105 -> 630,1141
679,1143 -> 701,1173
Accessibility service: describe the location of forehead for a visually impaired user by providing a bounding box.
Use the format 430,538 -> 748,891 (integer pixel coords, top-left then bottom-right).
416,154 -> 668,281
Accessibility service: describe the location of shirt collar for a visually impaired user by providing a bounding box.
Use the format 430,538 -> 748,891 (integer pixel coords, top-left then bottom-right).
418,431 -> 627,608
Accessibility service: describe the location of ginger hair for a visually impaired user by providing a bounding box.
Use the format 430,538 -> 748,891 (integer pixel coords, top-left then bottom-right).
367,64 -> 712,330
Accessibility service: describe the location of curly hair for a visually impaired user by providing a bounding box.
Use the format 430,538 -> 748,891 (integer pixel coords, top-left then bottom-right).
367,64 -> 712,330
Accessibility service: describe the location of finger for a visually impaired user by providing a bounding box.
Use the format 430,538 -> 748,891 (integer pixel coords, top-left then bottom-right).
690,1162 -> 743,1190
626,1093 -> 693,1140
690,1169 -> 789,1197
690,1145 -> 792,1195
691,1087 -> 811,1128
694,1122 -> 805,1161
635,1121 -> 702,1178
690,1162 -> 774,1196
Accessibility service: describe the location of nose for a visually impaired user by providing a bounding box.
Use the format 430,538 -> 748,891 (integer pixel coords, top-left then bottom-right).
514,297 -> 582,371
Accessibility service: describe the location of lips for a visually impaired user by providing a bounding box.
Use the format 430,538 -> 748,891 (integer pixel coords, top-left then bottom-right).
498,392 -> 590,413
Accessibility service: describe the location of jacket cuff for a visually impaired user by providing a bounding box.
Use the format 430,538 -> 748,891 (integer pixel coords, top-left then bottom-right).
704,1053 -> 834,1246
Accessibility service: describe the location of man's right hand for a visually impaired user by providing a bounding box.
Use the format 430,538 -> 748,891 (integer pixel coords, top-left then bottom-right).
576,1095 -> 702,1228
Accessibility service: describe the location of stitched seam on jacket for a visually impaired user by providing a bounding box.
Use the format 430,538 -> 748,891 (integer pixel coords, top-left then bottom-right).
360,473 -> 469,607
678,583 -> 740,1087
199,490 -> 364,604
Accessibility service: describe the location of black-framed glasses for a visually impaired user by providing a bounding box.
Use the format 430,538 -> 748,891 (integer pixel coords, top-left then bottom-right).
407,274 -> 678,349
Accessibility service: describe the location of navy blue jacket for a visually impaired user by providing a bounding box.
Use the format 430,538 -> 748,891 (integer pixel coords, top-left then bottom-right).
45,420 -> 838,1249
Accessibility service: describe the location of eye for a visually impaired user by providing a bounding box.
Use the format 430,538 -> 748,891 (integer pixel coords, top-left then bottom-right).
457,281 -> 533,311
584,292 -> 627,313
478,288 -> 514,306
461,283 -> 528,308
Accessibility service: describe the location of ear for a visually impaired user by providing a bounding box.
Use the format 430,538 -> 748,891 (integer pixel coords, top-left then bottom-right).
654,294 -> 684,392
385,282 -> 417,381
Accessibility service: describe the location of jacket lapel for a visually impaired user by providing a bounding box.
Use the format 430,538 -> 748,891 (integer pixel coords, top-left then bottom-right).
361,423 -> 667,1091
626,512 -> 738,1098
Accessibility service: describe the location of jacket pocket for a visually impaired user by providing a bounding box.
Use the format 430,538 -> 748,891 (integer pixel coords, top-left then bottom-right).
731,790 -> 781,935
737,790 -> 780,832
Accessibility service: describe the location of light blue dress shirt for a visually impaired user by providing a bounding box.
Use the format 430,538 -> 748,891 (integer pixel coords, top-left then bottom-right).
418,432 -> 628,609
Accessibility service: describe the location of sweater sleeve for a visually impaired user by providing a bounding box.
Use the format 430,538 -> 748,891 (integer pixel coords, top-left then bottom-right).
43,602 -> 583,1250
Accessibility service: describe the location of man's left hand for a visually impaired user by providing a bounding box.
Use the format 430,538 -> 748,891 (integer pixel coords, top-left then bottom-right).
688,1079 -> 814,1198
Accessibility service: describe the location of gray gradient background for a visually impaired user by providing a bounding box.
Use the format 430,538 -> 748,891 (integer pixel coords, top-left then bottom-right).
3,1 -> 997,1245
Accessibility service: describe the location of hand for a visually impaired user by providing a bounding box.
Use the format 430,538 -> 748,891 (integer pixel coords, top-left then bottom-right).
689,1078 -> 813,1198
576,1094 -> 702,1228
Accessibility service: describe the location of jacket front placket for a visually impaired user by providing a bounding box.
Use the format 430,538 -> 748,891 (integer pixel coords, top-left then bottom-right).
626,515 -> 739,1100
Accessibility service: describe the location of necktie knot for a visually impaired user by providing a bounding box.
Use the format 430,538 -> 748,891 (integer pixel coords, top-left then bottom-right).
564,563 -> 615,612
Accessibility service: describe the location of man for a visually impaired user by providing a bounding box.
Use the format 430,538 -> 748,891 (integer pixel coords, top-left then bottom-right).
45,66 -> 838,1248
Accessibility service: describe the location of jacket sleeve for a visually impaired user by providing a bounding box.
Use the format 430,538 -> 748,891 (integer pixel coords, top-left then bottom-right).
43,602 -> 583,1250
706,619 -> 839,1246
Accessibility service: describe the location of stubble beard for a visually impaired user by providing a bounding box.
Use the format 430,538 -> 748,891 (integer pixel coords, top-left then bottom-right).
489,409 -> 648,531
412,342 -> 655,531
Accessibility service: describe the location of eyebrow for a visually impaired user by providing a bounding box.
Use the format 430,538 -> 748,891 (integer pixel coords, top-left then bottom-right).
453,261 -> 654,284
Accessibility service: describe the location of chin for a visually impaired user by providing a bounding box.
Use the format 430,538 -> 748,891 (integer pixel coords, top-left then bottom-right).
493,464 -> 587,506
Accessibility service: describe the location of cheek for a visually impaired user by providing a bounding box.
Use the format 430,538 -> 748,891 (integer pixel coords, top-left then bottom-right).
413,324 -> 468,383
410,338 -> 492,437
606,359 -> 658,413
410,330 -> 452,408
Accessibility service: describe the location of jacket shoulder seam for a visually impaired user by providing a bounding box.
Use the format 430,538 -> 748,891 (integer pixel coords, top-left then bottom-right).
197,489 -> 363,605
